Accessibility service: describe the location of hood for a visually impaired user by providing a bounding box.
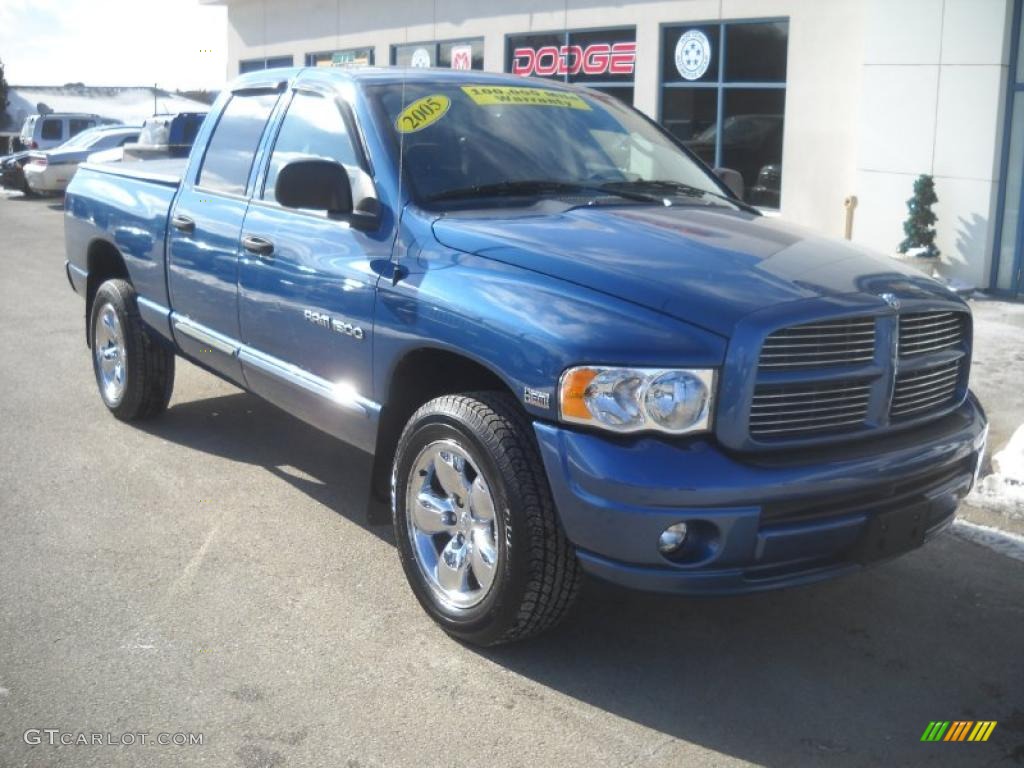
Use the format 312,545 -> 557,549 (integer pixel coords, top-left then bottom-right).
431,205 -> 952,337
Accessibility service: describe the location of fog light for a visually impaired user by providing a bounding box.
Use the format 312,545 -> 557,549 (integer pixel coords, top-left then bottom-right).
658,523 -> 689,554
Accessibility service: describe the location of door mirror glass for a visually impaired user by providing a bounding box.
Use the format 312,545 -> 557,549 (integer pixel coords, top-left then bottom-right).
714,166 -> 744,200
275,159 -> 353,214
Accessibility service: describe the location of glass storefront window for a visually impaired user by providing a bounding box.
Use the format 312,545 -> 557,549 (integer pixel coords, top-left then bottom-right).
239,56 -> 293,74
305,48 -> 374,68
660,20 -> 788,208
391,39 -> 484,70
506,28 -> 637,105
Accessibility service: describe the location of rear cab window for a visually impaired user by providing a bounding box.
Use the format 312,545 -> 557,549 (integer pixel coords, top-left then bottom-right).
197,92 -> 280,195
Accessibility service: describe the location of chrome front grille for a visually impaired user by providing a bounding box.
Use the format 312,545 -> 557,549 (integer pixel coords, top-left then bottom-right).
746,307 -> 970,444
899,311 -> 965,357
759,317 -> 876,370
890,359 -> 962,419
750,380 -> 872,438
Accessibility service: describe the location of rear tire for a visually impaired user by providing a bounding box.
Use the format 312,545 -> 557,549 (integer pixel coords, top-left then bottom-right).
90,279 -> 175,421
392,392 -> 581,646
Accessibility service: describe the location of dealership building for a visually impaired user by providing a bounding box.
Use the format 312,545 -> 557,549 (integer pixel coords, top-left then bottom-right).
205,0 -> 1023,299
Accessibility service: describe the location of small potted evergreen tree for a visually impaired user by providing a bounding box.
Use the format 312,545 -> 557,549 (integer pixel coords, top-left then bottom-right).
896,174 -> 940,275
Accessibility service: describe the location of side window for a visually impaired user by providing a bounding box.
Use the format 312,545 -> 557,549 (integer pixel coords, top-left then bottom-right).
41,119 -> 62,140
69,118 -> 93,136
198,92 -> 279,195
263,91 -> 359,202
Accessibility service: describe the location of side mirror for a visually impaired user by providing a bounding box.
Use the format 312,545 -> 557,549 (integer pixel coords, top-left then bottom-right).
275,159 -> 353,214
713,167 -> 745,200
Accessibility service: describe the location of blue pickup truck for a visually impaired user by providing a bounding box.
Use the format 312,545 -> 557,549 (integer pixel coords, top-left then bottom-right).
64,67 -> 987,645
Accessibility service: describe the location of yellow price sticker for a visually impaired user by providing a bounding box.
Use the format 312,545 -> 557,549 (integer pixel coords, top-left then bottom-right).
461,86 -> 591,110
395,94 -> 451,134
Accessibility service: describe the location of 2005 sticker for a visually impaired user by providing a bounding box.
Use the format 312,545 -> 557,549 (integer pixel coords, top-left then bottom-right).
395,94 -> 451,133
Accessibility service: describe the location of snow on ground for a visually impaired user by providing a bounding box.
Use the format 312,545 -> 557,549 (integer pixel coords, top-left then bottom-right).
962,298 -> 1024,525
968,422 -> 1024,518
950,518 -> 1024,562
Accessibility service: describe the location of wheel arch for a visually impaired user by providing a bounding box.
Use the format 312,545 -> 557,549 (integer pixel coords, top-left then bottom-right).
369,346 -> 520,515
85,238 -> 129,347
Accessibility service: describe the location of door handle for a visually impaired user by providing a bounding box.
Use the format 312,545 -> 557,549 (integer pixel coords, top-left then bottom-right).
242,234 -> 274,259
171,214 -> 195,234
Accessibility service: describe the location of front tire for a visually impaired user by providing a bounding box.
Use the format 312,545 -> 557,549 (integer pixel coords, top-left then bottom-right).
392,392 -> 581,646
90,279 -> 175,421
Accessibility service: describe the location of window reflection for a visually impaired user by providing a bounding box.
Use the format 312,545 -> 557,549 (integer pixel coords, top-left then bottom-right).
660,20 -> 788,208
263,92 -> 357,202
198,93 -> 279,195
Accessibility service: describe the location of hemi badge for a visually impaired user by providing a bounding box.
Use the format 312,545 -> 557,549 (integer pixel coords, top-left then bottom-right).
524,387 -> 550,409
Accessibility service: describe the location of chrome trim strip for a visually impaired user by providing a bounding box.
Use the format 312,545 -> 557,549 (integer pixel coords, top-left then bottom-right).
238,346 -> 380,417
137,296 -> 170,317
169,312 -> 380,417
172,315 -> 240,357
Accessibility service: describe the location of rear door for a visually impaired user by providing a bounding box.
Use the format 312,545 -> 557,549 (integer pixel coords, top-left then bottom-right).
236,85 -> 386,451
167,88 -> 281,383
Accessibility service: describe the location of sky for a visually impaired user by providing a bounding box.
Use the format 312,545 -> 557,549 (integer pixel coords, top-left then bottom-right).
0,0 -> 228,91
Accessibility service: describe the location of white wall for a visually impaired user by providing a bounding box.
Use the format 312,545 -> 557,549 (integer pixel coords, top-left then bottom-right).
219,0 -> 1014,286
853,0 -> 1013,287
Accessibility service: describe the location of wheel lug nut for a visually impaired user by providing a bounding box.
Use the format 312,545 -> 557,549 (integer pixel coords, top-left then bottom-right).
441,511 -> 457,526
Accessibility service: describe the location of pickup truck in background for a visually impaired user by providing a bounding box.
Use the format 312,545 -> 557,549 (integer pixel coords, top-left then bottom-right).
64,68 -> 988,646
120,112 -> 208,161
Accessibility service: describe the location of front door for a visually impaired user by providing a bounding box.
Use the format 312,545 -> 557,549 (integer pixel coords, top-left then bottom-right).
237,87 -> 386,452
167,89 -> 281,381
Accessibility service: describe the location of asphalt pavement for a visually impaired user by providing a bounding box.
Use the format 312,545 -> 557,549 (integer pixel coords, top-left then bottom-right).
0,192 -> 1022,767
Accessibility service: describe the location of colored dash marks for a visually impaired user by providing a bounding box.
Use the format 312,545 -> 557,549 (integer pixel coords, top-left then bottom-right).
921,721 -> 997,742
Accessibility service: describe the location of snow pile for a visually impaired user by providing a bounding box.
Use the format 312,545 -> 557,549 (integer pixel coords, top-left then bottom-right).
5,86 -> 210,131
969,422 -> 1024,518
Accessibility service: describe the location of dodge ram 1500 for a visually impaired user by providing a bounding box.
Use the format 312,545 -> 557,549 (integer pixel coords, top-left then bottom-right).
64,67 -> 988,645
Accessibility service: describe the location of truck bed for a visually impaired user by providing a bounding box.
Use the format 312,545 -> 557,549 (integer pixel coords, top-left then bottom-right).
64,160 -> 184,317
77,156 -> 186,187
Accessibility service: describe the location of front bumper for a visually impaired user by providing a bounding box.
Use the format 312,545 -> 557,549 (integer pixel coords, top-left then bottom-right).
534,394 -> 987,595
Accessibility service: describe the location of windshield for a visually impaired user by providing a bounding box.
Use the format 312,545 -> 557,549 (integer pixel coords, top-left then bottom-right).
368,81 -> 733,208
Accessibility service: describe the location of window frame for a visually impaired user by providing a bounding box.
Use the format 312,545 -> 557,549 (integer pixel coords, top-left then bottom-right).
194,89 -> 283,200
251,85 -> 373,220
658,17 -> 788,205
40,119 -> 63,141
389,37 -> 485,70
304,48 -> 375,68
239,55 -> 294,75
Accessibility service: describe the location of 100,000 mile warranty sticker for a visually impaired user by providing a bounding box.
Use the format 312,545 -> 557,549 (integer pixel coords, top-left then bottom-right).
461,86 -> 591,110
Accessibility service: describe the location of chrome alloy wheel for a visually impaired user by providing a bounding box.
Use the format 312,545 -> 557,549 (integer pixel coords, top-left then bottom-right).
405,440 -> 499,610
94,303 -> 126,405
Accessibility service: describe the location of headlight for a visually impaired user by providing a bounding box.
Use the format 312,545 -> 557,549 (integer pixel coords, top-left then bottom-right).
559,366 -> 715,435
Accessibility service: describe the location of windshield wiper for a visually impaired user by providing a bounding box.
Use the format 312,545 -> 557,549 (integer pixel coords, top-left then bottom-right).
424,179 -> 657,204
600,179 -> 759,213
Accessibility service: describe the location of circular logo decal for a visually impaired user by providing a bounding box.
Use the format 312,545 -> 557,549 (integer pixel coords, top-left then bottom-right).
675,30 -> 711,81
410,47 -> 432,68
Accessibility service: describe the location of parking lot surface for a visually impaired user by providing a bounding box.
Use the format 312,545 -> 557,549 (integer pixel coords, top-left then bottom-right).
1,194 -> 1022,767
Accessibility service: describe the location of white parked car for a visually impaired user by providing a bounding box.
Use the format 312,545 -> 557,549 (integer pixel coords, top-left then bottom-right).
18,113 -> 116,151
24,126 -> 141,195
